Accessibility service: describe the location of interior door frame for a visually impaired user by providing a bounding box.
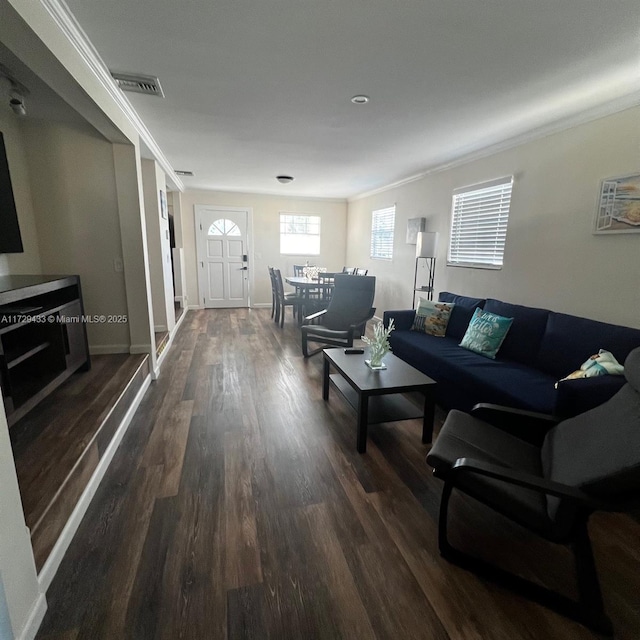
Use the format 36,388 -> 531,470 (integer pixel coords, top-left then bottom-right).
194,205 -> 254,308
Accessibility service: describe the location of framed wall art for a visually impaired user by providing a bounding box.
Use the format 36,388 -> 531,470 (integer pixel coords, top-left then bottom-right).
406,217 -> 426,244
594,173 -> 640,234
159,190 -> 168,219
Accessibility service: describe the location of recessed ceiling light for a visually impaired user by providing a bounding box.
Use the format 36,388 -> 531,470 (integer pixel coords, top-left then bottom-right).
276,175 -> 294,184
351,95 -> 370,105
174,170 -> 194,176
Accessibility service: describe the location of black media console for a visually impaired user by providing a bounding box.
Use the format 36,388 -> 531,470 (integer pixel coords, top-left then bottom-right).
0,275 -> 90,426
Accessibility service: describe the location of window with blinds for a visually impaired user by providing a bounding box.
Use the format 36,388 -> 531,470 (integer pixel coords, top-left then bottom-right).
370,205 -> 395,260
448,176 -> 513,268
280,213 -> 321,255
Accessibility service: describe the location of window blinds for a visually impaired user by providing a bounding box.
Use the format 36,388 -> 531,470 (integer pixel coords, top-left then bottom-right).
448,177 -> 513,268
370,205 -> 395,260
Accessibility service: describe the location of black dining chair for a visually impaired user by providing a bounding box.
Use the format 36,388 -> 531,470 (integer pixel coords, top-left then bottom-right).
268,266 -> 278,320
342,267 -> 357,275
272,268 -> 305,327
355,268 -> 368,276
301,275 -> 376,357
293,264 -> 306,277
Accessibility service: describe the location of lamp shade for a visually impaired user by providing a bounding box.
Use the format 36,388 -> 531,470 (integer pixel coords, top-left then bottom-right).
416,231 -> 438,258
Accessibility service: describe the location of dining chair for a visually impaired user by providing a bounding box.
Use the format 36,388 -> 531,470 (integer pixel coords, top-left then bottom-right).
355,268 -> 368,276
342,267 -> 357,275
267,266 -> 278,319
273,268 -> 305,327
293,264 -> 306,276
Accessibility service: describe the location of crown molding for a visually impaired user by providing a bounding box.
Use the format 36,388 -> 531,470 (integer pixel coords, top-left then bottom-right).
39,0 -> 184,191
349,91 -> 640,202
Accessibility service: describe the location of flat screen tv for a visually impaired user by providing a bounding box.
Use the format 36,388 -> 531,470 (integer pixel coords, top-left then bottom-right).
0,131 -> 24,253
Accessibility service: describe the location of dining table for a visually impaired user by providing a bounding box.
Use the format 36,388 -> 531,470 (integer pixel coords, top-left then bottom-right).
284,276 -> 334,324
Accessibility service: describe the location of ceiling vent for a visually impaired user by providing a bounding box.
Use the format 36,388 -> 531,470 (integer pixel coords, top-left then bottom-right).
175,170 -> 194,177
111,72 -> 165,97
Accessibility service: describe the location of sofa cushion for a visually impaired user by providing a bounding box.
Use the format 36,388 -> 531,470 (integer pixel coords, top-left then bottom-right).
389,330 -> 558,413
412,299 -> 454,337
438,291 -> 485,340
484,299 -> 550,364
537,312 -> 640,379
459,308 -> 514,359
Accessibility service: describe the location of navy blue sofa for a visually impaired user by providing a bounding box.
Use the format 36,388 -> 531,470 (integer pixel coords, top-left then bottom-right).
383,292 -> 640,417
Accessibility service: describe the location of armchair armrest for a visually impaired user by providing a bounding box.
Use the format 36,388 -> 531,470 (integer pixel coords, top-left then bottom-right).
470,403 -> 559,446
449,457 -> 605,511
383,309 -> 415,331
303,308 -> 327,325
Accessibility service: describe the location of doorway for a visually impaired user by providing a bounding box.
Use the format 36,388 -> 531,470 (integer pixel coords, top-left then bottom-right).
195,206 -> 251,308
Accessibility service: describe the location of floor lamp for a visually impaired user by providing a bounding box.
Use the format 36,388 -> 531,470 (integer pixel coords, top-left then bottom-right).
413,231 -> 438,308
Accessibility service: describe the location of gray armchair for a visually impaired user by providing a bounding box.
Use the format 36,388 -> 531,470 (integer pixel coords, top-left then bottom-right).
426,347 -> 640,636
301,274 -> 375,357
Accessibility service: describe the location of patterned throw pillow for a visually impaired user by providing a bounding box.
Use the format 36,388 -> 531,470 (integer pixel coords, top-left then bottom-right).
412,299 -> 455,337
559,349 -> 624,382
459,308 -> 513,359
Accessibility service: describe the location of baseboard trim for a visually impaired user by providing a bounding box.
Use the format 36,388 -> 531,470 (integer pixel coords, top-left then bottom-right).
37,369 -> 152,591
154,325 -> 167,333
252,303 -> 271,308
173,307 -> 188,332
89,344 -> 130,355
187,305 -> 203,310
16,592 -> 47,640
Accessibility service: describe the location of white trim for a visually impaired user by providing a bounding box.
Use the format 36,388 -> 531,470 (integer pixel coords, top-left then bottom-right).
153,309 -> 187,378
39,0 -> 183,191
16,593 -> 47,640
38,367 -> 151,591
252,303 -> 271,308
173,307 -> 188,332
187,305 -> 204,310
154,325 -> 167,333
349,94 -> 640,202
89,344 -> 130,355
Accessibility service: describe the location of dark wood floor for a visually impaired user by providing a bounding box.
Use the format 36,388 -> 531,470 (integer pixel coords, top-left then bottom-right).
10,353 -> 148,570
37,309 -> 640,639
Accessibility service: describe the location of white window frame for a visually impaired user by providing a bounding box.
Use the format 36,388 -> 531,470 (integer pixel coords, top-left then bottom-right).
370,205 -> 396,260
279,212 -> 321,256
447,176 -> 513,269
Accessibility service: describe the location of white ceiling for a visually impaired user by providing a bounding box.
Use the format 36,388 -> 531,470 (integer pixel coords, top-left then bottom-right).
63,0 -> 640,199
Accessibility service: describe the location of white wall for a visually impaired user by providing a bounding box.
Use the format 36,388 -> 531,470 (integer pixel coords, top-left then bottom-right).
141,159 -> 174,333
179,190 -> 348,307
21,120 -> 130,352
0,408 -> 41,640
347,106 -> 640,329
0,108 -> 41,277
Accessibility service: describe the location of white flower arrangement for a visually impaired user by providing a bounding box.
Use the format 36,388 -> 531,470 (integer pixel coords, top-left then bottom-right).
362,318 -> 394,368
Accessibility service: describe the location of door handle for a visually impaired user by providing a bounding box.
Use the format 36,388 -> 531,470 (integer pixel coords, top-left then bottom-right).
239,266 -> 248,270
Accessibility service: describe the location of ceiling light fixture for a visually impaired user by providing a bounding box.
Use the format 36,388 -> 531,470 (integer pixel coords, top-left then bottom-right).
174,170 -> 194,176
276,175 -> 294,184
351,95 -> 370,105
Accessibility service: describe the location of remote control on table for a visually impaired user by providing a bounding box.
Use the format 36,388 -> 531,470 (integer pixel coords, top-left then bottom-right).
344,348 -> 364,354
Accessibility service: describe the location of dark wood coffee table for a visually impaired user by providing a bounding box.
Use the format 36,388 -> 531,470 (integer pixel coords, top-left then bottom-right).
322,348 -> 437,453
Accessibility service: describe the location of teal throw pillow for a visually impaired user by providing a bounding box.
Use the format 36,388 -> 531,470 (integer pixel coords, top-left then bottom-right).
412,299 -> 455,337
459,308 -> 513,359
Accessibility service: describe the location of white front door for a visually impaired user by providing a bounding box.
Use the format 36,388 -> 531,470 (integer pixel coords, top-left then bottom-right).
195,206 -> 250,308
